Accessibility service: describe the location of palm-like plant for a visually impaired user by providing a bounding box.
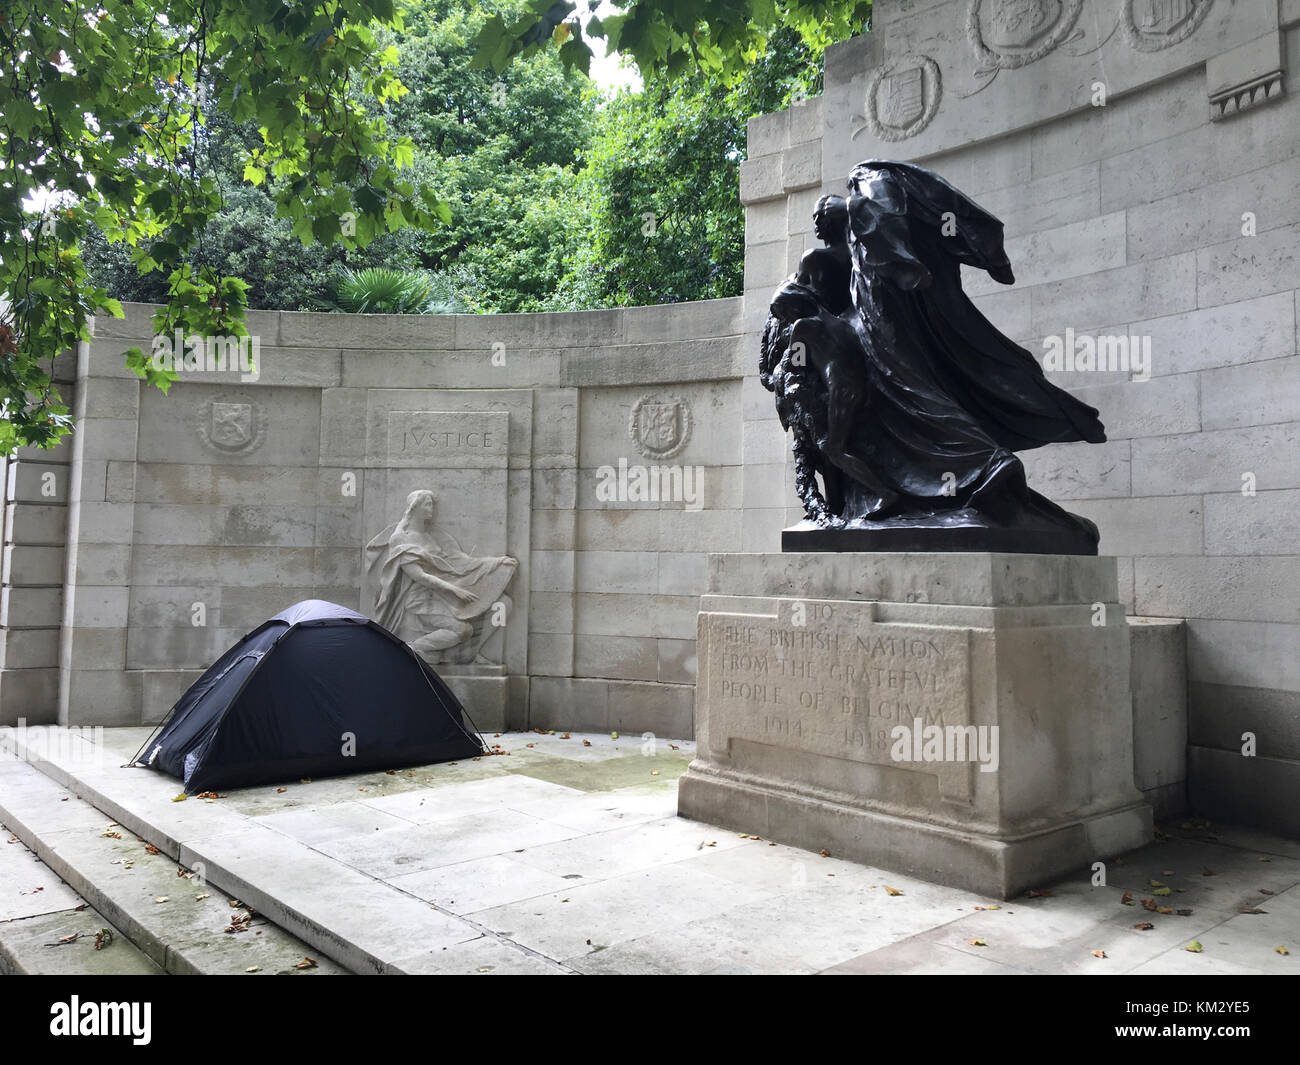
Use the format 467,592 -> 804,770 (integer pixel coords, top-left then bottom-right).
323,267 -> 468,314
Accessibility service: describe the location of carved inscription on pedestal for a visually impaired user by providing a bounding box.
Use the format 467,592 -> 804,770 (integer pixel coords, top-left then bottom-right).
704,599 -> 974,800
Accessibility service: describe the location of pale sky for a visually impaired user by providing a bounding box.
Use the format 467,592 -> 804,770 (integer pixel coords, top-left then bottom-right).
583,1 -> 642,93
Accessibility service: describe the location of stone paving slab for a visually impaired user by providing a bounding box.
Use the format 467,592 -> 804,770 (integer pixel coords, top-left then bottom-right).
0,757 -> 347,975
2,726 -> 1296,975
1,906 -> 164,976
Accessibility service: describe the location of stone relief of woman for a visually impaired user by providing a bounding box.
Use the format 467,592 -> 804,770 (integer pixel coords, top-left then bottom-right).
365,489 -> 516,665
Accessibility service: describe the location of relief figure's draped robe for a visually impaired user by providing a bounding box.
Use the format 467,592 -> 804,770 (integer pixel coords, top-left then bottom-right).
365,525 -> 515,642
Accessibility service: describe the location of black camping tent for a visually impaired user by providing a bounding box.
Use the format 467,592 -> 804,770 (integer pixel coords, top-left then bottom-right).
132,600 -> 486,792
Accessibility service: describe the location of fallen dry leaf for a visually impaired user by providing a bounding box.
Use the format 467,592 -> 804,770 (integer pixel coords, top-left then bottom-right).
154,896 -> 168,904
1260,888 -> 1276,895
295,957 -> 318,969
245,966 -> 259,973
1121,890 -> 1135,906
1276,946 -> 1289,956
1025,888 -> 1053,898
1091,949 -> 1106,959
144,843 -> 159,855
819,849 -> 831,858
276,787 -> 287,793
582,740 -> 591,747
195,893 -> 210,901
884,886 -> 903,897
968,938 -> 987,947
58,933 -> 80,944
1134,922 -> 1154,931
1141,898 -> 1158,912
1185,941 -> 1203,953
1156,906 -> 1174,915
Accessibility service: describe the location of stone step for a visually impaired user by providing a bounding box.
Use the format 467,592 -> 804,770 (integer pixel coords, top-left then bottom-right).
0,753 -> 346,975
0,726 -> 560,974
0,823 -> 163,975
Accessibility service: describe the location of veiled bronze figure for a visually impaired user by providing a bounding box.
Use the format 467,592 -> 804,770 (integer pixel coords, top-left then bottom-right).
762,159 -> 1105,554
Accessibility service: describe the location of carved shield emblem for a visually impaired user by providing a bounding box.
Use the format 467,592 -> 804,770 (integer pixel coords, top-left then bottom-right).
198,397 -> 265,455
986,0 -> 1059,49
211,402 -> 252,448
879,66 -> 924,128
1135,0 -> 1192,33
629,396 -> 692,460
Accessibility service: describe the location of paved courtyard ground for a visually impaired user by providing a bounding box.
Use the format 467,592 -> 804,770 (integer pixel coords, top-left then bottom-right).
2,726 -> 1296,975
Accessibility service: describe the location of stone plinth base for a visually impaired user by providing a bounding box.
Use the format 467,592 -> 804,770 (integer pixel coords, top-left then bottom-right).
677,552 -> 1153,899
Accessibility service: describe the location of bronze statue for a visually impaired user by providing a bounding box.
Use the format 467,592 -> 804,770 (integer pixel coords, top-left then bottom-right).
762,160 -> 1105,554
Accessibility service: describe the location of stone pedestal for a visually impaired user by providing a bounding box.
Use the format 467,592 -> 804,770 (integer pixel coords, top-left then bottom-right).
677,552 -> 1153,898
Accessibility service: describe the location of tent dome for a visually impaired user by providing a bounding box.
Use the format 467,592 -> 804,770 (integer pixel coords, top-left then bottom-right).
133,601 -> 485,792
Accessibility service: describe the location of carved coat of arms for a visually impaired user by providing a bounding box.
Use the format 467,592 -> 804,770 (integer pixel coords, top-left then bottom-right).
197,397 -> 266,455
630,396 -> 692,460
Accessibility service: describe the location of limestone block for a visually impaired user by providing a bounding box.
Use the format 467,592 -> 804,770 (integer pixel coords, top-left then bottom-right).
1128,617 -> 1188,801
527,633 -> 573,677
746,110 -> 789,158
67,585 -> 129,628
1066,376 -> 1200,440
1132,423 -> 1300,495
8,462 -> 70,504
1021,440 -> 1131,500
59,627 -> 127,671
1190,681 -> 1300,762
6,503 -> 67,546
0,628 -> 59,670
1127,157 -> 1300,263
528,675 -> 610,731
623,299 -> 741,344
71,543 -> 131,586
1185,618 -> 1300,692
1,587 -> 62,628
1188,745 -> 1300,837
574,634 -> 659,683
1201,356 -> 1300,432
739,155 -> 784,205
780,143 -> 822,191
1030,255 -> 1197,337
1137,557 -> 1300,625
136,383 -> 321,468
745,200 -> 788,247
1139,292 -> 1295,377
962,212 -> 1126,299
73,418 -> 139,462
1198,224 -> 1300,306
77,378 -> 140,421
0,669 -> 59,725
2,545 -> 65,587
529,551 -> 574,595
576,550 -> 658,595
1066,496 -> 1204,557
656,552 -> 706,597
971,161 -> 1101,239
280,309 -> 450,349
680,552 -> 1150,897
60,668 -> 142,727
1203,488 -> 1300,555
